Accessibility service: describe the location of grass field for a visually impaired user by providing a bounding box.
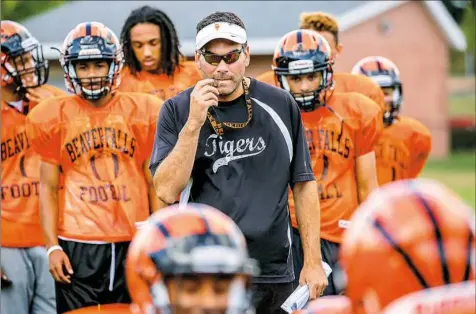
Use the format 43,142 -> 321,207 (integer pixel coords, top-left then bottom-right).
420,150 -> 475,207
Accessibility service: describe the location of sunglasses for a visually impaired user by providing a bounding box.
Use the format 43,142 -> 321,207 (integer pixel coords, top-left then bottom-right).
199,46 -> 245,66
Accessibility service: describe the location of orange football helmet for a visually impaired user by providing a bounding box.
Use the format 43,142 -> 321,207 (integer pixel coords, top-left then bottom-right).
299,296 -> 352,314
60,21 -> 123,100
126,203 -> 258,314
340,179 -> 475,314
272,29 -> 334,112
382,281 -> 476,314
1,20 -> 48,91
351,56 -> 402,125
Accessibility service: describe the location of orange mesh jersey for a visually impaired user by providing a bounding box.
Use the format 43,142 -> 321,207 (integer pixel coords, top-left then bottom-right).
64,304 -> 132,314
1,85 -> 67,248
26,92 -> 163,242
255,71 -> 385,111
340,179 -> 475,313
289,92 -> 382,243
255,70 -> 277,87
118,61 -> 202,100
376,116 -> 432,186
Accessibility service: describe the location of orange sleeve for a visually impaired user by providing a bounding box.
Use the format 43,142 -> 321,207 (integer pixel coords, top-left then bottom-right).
25,100 -> 61,165
44,84 -> 68,97
409,121 -> 432,177
183,61 -> 202,86
355,94 -> 384,157
256,70 -> 278,87
145,95 -> 164,157
369,84 -> 386,112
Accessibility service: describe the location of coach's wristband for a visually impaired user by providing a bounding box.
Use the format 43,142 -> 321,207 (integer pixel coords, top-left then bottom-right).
47,245 -> 63,257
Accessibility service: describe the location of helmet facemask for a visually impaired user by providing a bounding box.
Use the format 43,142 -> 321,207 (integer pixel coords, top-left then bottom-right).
148,235 -> 256,314
60,29 -> 123,101
372,73 -> 403,125
275,57 -> 333,112
67,58 -> 116,101
1,36 -> 49,93
272,30 -> 334,112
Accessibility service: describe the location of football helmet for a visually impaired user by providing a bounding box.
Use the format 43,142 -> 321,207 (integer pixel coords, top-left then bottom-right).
126,203 -> 258,314
1,20 -> 48,92
299,296 -> 352,314
60,21 -> 123,100
340,179 -> 475,314
272,29 -> 333,112
352,56 -> 402,125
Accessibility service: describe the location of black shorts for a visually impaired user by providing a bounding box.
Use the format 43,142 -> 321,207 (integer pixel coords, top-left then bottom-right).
291,228 -> 346,295
251,282 -> 294,314
55,239 -> 131,314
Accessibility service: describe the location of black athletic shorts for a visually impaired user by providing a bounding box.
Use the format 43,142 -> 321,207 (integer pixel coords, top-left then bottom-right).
251,281 -> 294,314
291,227 -> 346,295
55,239 -> 131,314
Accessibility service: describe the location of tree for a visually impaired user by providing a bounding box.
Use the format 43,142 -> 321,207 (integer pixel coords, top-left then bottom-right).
1,0 -> 68,22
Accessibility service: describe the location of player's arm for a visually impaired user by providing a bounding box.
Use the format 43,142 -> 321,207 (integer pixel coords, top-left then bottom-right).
355,94 -> 383,203
39,161 -> 61,248
143,158 -> 159,213
410,127 -> 432,177
40,161 -> 73,284
356,152 -> 379,203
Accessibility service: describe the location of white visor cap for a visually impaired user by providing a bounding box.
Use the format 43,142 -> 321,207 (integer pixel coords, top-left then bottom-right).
196,22 -> 247,50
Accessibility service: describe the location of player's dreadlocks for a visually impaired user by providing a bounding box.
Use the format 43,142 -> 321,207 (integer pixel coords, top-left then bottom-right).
120,5 -> 182,76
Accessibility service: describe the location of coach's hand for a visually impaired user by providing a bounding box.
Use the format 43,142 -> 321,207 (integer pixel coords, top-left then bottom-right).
300,262 -> 328,299
187,78 -> 219,130
49,250 -> 74,284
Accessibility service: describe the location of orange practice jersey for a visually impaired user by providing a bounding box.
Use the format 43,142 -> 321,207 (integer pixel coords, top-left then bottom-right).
255,70 -> 277,87
26,92 -> 162,242
118,61 -> 202,100
1,84 -> 67,248
64,304 -> 132,314
255,71 -> 385,111
376,116 -> 432,186
289,92 -> 382,242
333,72 -> 385,111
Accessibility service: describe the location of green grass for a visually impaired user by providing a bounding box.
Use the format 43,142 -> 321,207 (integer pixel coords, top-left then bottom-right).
449,93 -> 476,117
420,151 -> 475,207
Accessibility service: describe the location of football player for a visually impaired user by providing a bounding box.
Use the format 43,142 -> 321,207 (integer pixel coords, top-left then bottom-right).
351,56 -> 432,186
270,29 -> 382,295
1,20 -> 66,314
118,5 -> 202,100
256,11 -> 385,111
126,203 -> 257,314
342,178 -> 475,313
300,179 -> 475,314
25,21 -> 163,313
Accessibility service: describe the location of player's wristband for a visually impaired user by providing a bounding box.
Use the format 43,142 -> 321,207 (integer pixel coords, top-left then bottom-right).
47,245 -> 63,257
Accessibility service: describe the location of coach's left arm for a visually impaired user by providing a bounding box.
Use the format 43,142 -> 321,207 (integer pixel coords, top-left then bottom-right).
144,158 -> 159,213
293,180 -> 328,299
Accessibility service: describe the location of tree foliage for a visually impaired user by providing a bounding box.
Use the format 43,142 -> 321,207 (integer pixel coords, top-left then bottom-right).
1,0 -> 68,22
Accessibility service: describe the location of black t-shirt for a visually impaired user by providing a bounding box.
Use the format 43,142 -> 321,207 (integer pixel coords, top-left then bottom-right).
150,78 -> 315,283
